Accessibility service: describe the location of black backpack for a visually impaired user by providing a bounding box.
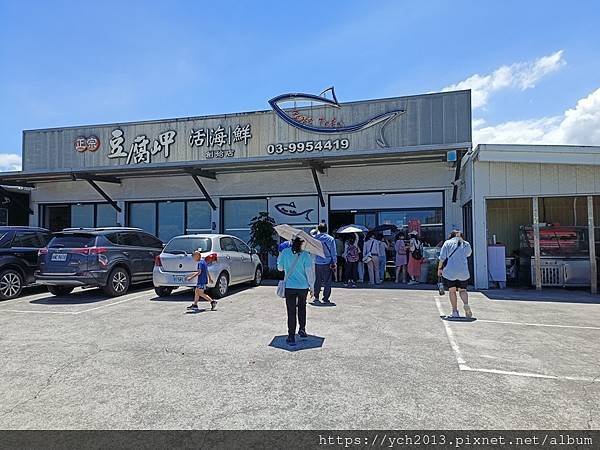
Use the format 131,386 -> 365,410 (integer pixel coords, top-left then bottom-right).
411,241 -> 423,260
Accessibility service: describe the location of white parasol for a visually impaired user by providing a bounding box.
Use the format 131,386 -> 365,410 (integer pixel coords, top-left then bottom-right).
336,224 -> 368,234
274,224 -> 325,257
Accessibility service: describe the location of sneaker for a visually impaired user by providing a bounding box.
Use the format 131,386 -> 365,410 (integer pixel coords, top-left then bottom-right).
323,299 -> 331,304
298,329 -> 307,338
313,298 -> 321,304
286,336 -> 296,346
210,301 -> 217,311
463,305 -> 472,318
450,310 -> 460,318
407,280 -> 417,285
186,303 -> 199,311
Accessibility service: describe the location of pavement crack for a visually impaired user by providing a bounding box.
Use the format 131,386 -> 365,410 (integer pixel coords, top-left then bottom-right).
0,348 -> 102,419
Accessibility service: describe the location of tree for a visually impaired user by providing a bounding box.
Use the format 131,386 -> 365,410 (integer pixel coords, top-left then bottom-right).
249,212 -> 278,268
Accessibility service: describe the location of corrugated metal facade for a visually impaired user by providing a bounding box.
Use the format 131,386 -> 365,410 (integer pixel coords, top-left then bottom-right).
22,90 -> 471,172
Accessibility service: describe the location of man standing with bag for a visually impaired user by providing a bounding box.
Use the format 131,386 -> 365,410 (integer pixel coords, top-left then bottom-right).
438,230 -> 473,318
313,222 -> 336,304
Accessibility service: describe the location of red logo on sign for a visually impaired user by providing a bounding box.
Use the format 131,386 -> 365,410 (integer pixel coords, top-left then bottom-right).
75,136 -> 101,152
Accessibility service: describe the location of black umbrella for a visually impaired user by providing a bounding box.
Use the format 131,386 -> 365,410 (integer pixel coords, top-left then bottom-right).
370,224 -> 398,233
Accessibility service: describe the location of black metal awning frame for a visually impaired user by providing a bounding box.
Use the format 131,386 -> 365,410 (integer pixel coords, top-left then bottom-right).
0,144 -> 470,214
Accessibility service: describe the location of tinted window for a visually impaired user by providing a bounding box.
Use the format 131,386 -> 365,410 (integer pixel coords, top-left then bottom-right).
38,233 -> 52,246
139,233 -> 163,249
164,237 -> 212,255
49,234 -> 96,248
0,232 -> 12,248
105,233 -> 120,245
13,232 -> 43,248
220,237 -> 237,252
118,232 -> 144,247
234,238 -> 250,254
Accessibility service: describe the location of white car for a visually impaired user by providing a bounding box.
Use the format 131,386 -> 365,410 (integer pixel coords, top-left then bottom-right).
152,234 -> 262,298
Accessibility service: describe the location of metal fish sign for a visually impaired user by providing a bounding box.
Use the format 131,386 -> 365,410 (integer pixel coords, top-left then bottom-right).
269,87 -> 405,147
274,202 -> 314,221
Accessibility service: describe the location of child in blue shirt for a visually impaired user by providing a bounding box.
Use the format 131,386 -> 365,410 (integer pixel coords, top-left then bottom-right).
186,250 -> 216,311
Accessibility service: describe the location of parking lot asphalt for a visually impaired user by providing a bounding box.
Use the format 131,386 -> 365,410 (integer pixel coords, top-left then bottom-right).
0,283 -> 599,429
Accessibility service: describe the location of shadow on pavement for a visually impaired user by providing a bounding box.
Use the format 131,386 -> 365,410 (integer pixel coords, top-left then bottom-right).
440,315 -> 477,322
29,283 -> 154,305
149,284 -> 251,302
269,334 -> 325,352
479,288 -> 600,304
309,301 -> 336,307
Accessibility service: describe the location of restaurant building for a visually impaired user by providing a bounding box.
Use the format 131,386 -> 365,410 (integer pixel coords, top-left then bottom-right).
0,88 -> 472,253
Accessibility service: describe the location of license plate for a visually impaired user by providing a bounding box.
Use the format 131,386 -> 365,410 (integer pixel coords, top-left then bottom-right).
173,275 -> 186,283
51,253 -> 67,262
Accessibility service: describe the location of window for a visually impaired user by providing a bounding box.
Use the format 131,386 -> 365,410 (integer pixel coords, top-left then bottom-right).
97,204 -> 118,227
158,201 -> 184,242
138,233 -> 164,249
164,237 -> 212,254
220,237 -> 238,252
186,201 -> 212,233
105,233 -> 120,245
223,198 -> 267,244
127,200 -> 212,239
13,232 -> 43,248
38,232 -> 52,246
118,232 -> 144,247
234,238 -> 251,254
49,234 -> 96,248
129,203 -> 157,235
0,232 -> 12,248
42,203 -> 118,231
71,204 -> 94,228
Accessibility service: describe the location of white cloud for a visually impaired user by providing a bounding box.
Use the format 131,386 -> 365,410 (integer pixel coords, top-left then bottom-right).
473,87 -> 600,146
0,153 -> 22,172
443,50 -> 565,108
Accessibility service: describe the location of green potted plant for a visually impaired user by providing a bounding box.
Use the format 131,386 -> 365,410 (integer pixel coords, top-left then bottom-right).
249,212 -> 278,269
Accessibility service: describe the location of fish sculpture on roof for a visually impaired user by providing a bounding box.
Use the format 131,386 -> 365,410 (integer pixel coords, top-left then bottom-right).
268,87 -> 405,147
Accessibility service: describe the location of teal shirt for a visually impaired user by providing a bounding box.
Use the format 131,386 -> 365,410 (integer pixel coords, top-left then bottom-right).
277,248 -> 315,289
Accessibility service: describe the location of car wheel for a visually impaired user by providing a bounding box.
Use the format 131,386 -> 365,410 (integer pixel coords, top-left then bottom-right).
47,286 -> 74,296
212,272 -> 229,298
0,269 -> 24,300
103,267 -> 130,297
154,286 -> 173,297
251,266 -> 262,286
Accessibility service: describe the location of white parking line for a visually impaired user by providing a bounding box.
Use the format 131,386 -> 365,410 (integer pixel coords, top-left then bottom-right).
476,319 -> 600,331
0,291 -> 150,315
433,296 -> 600,383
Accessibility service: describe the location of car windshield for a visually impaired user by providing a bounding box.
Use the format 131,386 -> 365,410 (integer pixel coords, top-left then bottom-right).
48,234 -> 96,248
163,237 -> 212,255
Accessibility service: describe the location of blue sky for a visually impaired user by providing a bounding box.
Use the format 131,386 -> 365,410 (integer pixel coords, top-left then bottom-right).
1,0 -> 600,170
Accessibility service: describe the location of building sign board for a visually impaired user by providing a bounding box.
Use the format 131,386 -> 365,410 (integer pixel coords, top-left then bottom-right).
22,89 -> 471,172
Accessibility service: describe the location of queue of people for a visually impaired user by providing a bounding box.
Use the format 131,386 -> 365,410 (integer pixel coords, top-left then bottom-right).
275,223 -> 474,345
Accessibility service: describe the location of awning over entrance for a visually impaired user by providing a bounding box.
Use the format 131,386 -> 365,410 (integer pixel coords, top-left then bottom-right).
0,143 -> 469,214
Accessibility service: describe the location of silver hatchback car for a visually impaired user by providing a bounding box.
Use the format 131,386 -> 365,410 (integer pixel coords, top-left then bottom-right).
152,234 -> 262,298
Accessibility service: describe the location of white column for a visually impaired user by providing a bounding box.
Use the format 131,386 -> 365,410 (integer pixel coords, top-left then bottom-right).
587,196 -> 597,294
533,196 -> 542,291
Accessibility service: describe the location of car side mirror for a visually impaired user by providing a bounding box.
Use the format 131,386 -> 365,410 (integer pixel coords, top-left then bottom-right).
250,248 -> 257,255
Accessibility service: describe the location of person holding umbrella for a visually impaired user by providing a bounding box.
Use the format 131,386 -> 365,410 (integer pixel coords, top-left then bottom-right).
277,235 -> 316,346
274,225 -> 324,346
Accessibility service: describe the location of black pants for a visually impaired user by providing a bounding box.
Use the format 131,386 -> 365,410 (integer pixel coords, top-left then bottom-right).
285,288 -> 308,337
345,260 -> 358,282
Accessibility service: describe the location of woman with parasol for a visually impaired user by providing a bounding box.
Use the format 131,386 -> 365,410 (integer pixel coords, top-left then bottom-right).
275,225 -> 322,346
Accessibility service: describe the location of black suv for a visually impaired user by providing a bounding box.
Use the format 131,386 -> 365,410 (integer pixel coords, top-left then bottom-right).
36,227 -> 163,297
0,226 -> 52,300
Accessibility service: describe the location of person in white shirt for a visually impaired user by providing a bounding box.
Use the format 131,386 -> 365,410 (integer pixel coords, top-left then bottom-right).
437,230 -> 473,318
363,233 -> 380,284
